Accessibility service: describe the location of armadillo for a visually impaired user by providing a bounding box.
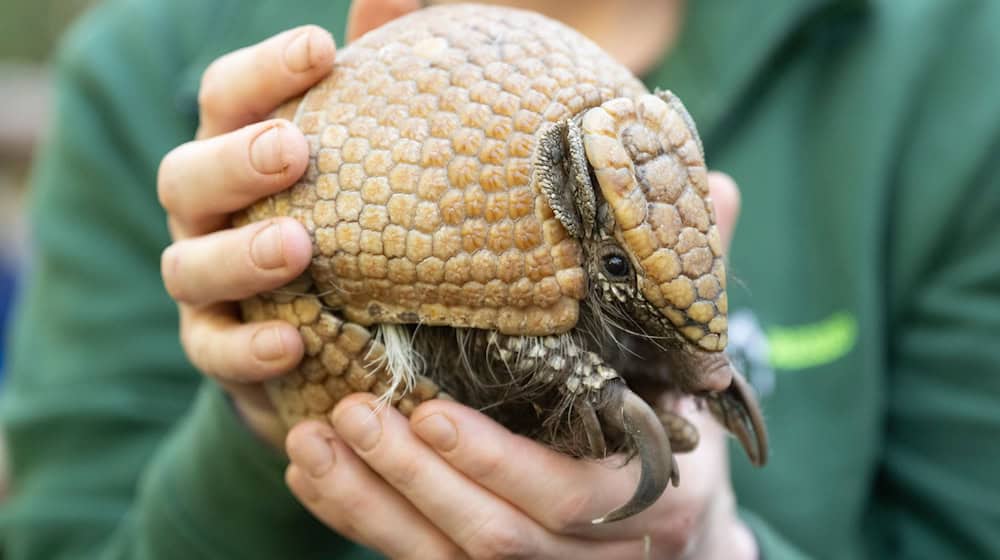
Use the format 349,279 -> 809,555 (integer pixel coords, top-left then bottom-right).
237,3 -> 768,523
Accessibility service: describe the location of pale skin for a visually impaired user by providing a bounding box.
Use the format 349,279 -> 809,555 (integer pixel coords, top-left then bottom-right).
157,0 -> 756,557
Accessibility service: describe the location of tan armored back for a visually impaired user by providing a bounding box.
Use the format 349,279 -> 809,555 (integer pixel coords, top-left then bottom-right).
240,5 -> 646,336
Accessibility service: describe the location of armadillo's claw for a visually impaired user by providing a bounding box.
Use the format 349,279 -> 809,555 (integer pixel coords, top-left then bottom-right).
707,370 -> 769,467
579,402 -> 607,458
592,384 -> 675,524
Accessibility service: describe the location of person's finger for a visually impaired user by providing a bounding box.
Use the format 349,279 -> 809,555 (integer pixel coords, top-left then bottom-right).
178,306 -> 303,383
286,466 -> 362,542
286,421 -> 464,560
158,120 -> 309,237
330,394 -> 635,559
410,399 -> 684,541
197,25 -> 335,138
161,218 -> 311,306
346,0 -> 421,43
330,394 -> 545,558
707,171 -> 741,253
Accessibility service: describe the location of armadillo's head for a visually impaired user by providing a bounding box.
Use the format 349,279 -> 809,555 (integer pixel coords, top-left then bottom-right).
537,91 -> 730,382
534,93 -> 745,523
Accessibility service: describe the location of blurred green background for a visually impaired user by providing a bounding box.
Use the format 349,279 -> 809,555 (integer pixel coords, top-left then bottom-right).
0,0 -> 95,60
0,0 -> 98,376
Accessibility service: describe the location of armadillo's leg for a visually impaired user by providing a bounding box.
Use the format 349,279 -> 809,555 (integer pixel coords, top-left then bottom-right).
705,369 -> 769,467
484,333 -> 610,456
242,291 -> 445,430
487,334 -> 676,524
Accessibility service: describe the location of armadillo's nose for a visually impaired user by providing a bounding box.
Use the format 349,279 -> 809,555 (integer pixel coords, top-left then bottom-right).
693,352 -> 735,394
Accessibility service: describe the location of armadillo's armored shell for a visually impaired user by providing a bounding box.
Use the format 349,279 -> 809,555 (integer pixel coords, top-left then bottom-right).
581,93 -> 728,351
242,5 -> 646,337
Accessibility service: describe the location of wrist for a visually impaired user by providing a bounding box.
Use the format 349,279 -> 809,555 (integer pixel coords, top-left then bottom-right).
688,488 -> 758,560
690,513 -> 757,560
726,517 -> 760,560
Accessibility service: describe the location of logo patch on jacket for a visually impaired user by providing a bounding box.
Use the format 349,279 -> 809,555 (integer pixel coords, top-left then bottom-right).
727,310 -> 858,398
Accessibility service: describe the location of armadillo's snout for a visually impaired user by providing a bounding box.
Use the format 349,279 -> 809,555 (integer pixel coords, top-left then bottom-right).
691,352 -> 735,394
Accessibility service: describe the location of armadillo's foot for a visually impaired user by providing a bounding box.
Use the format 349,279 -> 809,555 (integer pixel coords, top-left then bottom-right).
658,410 -> 699,453
706,370 -> 769,467
479,333 -> 677,523
591,383 -> 678,525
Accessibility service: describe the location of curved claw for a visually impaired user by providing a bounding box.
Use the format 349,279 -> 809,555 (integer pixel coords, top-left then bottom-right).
592,385 -> 675,524
708,370 -> 769,467
579,402 -> 608,458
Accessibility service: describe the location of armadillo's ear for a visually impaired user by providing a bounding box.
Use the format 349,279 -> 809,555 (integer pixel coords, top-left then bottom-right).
565,118 -> 597,235
534,120 -> 596,239
654,89 -> 704,158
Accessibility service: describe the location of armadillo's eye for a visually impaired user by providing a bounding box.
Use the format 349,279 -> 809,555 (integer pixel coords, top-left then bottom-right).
602,253 -> 630,278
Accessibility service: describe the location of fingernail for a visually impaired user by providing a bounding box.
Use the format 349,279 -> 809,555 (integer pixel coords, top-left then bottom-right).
291,433 -> 336,478
414,414 -> 457,452
251,326 -> 287,361
284,30 -> 317,72
335,403 -> 382,452
251,223 -> 286,270
249,125 -> 286,174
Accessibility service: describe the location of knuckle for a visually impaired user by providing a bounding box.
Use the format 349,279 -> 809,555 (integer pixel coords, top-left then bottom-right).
198,64 -> 220,111
197,59 -> 228,119
156,148 -> 183,213
466,521 -> 536,560
178,318 -> 207,372
197,87 -> 222,124
160,245 -> 185,302
465,440 -> 505,481
284,467 -> 318,504
651,511 -> 699,555
382,453 -> 424,490
179,314 -> 223,380
334,487 -> 373,516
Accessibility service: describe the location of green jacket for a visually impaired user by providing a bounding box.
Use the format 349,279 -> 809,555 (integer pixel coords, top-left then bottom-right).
3,0 -> 999,558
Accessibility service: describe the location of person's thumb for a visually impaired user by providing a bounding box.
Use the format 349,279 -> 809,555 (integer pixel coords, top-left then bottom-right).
707,171 -> 741,253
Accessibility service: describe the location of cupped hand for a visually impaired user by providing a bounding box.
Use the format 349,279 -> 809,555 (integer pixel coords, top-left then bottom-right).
157,25 -> 339,445
285,174 -> 757,559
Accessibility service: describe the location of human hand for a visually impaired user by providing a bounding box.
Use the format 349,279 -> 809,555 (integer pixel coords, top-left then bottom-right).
285,174 -> 757,559
157,25 -> 338,446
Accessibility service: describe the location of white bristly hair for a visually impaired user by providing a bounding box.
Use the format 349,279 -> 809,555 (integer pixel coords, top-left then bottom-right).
369,324 -> 424,409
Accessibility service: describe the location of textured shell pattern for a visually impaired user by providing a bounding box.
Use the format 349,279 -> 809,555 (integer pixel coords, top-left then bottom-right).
241,5 -> 726,348
582,95 -> 728,349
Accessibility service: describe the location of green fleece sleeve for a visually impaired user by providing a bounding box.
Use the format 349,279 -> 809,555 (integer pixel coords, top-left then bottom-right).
872,5 -> 1000,556
0,1 -> 368,558
102,384 -> 375,559
874,159 -> 1000,558
738,153 -> 1000,560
